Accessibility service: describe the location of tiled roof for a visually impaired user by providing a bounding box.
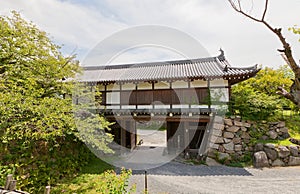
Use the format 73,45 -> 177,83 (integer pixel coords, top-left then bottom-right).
79,50 -> 260,84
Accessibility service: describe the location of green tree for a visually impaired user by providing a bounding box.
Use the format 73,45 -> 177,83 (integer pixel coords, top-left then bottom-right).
231,67 -> 294,120
0,12 -> 112,193
228,0 -> 300,108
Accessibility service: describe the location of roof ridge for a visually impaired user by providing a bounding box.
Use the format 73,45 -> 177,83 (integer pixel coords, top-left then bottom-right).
229,64 -> 259,70
82,56 -> 219,70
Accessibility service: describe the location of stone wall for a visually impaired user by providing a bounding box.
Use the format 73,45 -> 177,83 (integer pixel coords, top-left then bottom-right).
206,116 -> 300,167
253,143 -> 300,167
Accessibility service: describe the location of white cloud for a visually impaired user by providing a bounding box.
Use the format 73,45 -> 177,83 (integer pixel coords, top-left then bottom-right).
0,0 -> 299,68
0,0 -> 126,58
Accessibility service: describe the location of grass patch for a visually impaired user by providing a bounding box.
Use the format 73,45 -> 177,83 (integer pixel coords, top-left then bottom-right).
252,114 -> 300,146
51,157 -> 135,194
227,162 -> 250,168
185,159 -> 207,165
80,156 -> 113,174
256,133 -> 300,146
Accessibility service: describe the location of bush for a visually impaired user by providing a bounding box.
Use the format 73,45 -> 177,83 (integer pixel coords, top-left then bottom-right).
230,66 -> 295,120
0,135 -> 94,193
52,168 -> 135,194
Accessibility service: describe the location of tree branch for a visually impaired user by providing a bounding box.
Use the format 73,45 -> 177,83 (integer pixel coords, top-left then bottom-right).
261,0 -> 268,21
276,86 -> 298,106
228,0 -> 300,90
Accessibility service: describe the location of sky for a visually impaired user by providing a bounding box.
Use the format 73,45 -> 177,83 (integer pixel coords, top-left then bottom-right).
1,0 -> 300,68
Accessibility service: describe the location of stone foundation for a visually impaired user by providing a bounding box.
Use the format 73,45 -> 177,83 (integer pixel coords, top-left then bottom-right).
253,143 -> 300,167
206,116 -> 300,167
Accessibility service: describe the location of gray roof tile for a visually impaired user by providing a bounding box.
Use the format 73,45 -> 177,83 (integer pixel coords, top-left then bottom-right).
79,51 -> 259,84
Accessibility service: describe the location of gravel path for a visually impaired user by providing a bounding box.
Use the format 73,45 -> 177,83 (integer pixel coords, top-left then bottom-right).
128,161 -> 300,194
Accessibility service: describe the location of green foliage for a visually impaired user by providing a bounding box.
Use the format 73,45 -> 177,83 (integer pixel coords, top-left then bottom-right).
289,26 -> 300,41
231,67 -> 294,120
73,83 -> 113,154
52,168 -> 135,194
0,12 -> 111,193
227,152 -> 252,168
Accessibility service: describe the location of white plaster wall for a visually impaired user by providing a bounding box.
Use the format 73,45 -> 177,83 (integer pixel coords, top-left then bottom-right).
191,80 -> 207,87
97,84 -> 105,91
154,81 -> 170,89
106,83 -> 120,91
137,82 -> 152,90
190,105 -> 209,109
121,105 -> 136,109
154,104 -> 170,109
172,104 -> 189,109
172,80 -> 188,88
106,92 -> 120,104
121,83 -> 136,90
106,105 -> 120,109
137,105 -> 152,109
210,79 -> 228,87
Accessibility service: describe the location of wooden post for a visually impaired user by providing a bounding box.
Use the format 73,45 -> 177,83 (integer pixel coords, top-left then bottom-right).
8,180 -> 16,191
4,174 -> 13,190
184,121 -> 190,155
44,185 -> 51,194
144,170 -> 148,194
120,120 -> 126,153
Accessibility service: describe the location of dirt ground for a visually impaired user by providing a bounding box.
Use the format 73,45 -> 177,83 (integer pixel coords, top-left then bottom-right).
131,129 -> 300,194
129,161 -> 300,194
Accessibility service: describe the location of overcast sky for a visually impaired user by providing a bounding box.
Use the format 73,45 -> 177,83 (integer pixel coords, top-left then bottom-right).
1,0 -> 300,68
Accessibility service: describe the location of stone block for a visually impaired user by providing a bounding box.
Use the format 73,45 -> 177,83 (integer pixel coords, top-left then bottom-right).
281,132 -> 290,139
254,143 -> 264,152
277,146 -> 290,158
212,129 -> 222,137
234,145 -> 242,151
289,145 -> 299,157
223,142 -> 234,151
218,145 -> 225,153
213,123 -> 225,131
243,122 -> 251,128
279,127 -> 289,133
272,159 -> 285,167
241,127 -> 247,132
234,116 -> 241,121
241,132 -> 251,139
268,121 -> 279,125
210,136 -> 224,144
264,143 -> 275,149
226,150 -> 235,154
232,137 -> 241,144
253,151 -> 269,168
224,118 -> 233,126
263,147 -> 278,161
223,132 -> 234,139
214,116 -> 224,124
210,143 -> 219,149
223,138 -> 231,143
244,138 -> 250,144
218,152 -> 231,160
288,156 -> 300,166
277,121 -> 285,128
227,126 -> 240,133
234,120 -> 243,127
268,130 -> 278,140
207,148 -> 217,158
